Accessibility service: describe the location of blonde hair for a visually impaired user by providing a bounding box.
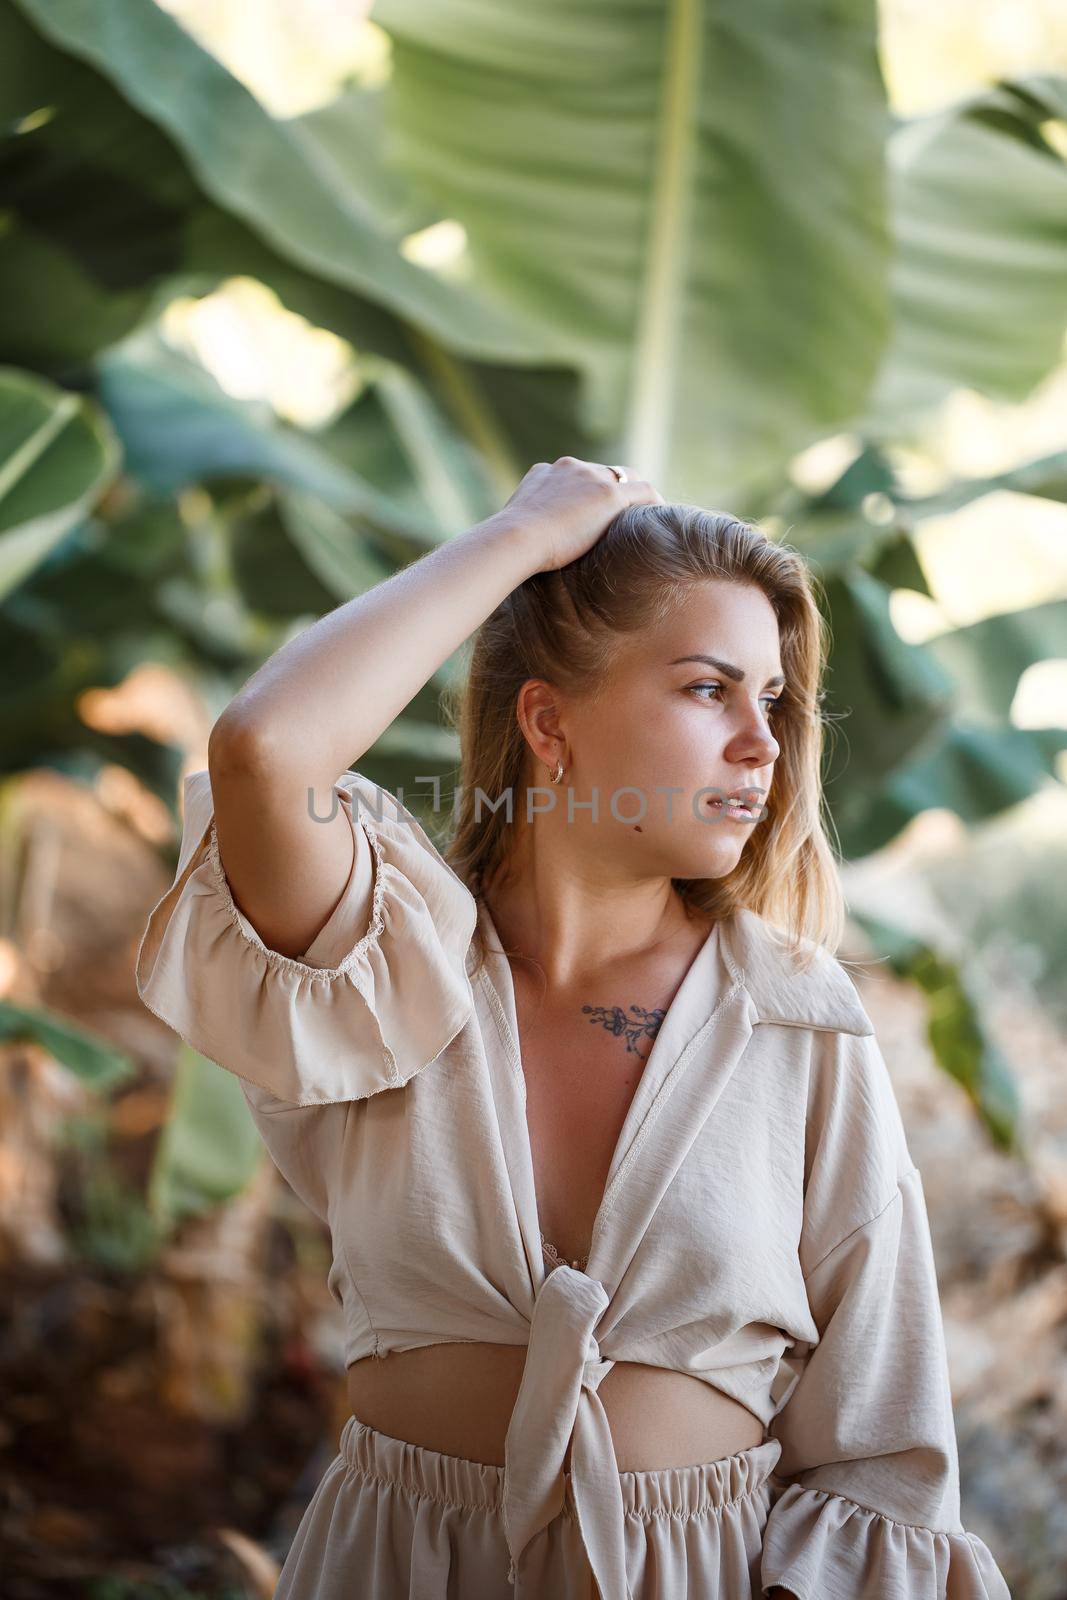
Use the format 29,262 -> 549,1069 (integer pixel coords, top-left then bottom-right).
439,503 -> 847,980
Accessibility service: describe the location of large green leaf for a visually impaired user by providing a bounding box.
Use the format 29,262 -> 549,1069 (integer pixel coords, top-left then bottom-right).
0,495 -> 218,797
325,0 -> 895,505
0,0 -> 450,397
0,0 -> 193,370
0,365 -> 120,595
9,0 -> 534,356
762,447 -> 1067,854
865,75 -> 1067,434
14,0 -> 893,506
850,911 -> 1021,1151
0,216 -> 156,373
276,488 -> 398,601
0,998 -> 135,1090
92,326 -> 446,544
147,1044 -> 264,1230
0,0 -> 521,529
837,720 -> 1067,857
891,447 -> 1067,520
924,599 -> 1067,723
820,565 -> 956,810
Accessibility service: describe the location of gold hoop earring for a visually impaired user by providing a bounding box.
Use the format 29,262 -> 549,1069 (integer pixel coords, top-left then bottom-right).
548,759 -> 565,785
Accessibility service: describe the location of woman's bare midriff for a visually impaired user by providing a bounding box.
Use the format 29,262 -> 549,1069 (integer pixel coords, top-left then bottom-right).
346,1341 -> 765,1471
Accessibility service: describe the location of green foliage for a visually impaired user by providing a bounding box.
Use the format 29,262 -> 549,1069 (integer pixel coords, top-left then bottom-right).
0,999 -> 135,1089
147,1046 -> 265,1233
87,1578 -> 248,1600
58,1112 -> 165,1272
3,0 -> 1065,1170
851,913 -> 1023,1151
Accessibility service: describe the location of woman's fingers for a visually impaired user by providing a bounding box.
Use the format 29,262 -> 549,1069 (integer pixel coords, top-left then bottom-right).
615,466 -> 665,506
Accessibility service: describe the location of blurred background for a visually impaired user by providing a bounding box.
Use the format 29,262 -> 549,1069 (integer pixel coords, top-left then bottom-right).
1,0 -> 1066,1595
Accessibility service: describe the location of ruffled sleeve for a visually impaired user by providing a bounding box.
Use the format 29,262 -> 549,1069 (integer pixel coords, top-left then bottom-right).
760,1032 -> 1011,1600
134,767 -> 478,1107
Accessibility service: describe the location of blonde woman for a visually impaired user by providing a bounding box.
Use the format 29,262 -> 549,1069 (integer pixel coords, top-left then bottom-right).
137,459 -> 1011,1599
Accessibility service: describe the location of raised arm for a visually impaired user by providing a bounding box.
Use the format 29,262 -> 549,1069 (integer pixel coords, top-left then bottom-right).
210,512 -> 539,796
205,459 -> 661,961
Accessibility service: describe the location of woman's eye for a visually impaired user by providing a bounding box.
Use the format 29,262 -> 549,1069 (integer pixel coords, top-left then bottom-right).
689,683 -> 783,716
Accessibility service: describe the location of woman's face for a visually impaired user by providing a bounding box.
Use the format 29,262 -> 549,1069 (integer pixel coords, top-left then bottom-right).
520,579 -> 784,884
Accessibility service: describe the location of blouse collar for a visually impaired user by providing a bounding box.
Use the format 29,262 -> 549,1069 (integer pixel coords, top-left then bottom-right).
719,905 -> 875,1037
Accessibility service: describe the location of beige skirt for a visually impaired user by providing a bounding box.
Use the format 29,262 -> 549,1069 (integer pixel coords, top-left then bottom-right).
274,1412 -> 784,1599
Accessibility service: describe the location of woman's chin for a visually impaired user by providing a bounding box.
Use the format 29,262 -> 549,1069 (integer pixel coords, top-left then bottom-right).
674,842 -> 746,878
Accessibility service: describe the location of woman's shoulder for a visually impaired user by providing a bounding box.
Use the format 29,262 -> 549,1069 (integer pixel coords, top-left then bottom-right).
720,905 -> 875,1038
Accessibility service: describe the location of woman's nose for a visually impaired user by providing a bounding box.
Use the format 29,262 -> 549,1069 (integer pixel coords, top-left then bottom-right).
731,713 -> 779,767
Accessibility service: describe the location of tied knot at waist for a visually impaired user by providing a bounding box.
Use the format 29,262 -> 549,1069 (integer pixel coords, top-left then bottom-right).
502,1265 -> 633,1600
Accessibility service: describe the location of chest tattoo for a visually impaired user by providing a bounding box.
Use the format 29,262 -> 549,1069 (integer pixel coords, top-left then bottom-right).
580,1003 -> 667,1059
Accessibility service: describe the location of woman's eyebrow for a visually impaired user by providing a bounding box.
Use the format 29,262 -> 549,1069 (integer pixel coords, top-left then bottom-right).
668,653 -> 786,688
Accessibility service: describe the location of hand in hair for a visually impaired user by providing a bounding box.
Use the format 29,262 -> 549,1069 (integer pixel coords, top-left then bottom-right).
500,457 -> 665,574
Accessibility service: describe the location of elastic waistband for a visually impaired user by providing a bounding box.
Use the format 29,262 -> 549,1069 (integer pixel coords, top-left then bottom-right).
341,1414 -> 503,1514
340,1414 -> 783,1522
617,1435 -> 782,1521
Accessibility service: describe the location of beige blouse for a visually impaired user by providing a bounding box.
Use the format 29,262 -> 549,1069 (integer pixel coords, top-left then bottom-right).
135,768 -> 1011,1600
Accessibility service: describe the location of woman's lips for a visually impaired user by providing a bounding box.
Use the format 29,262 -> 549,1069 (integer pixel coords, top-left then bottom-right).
707,795 -> 760,822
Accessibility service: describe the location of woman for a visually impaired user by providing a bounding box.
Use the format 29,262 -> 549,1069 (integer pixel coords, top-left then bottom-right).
136,459 -> 1011,1599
